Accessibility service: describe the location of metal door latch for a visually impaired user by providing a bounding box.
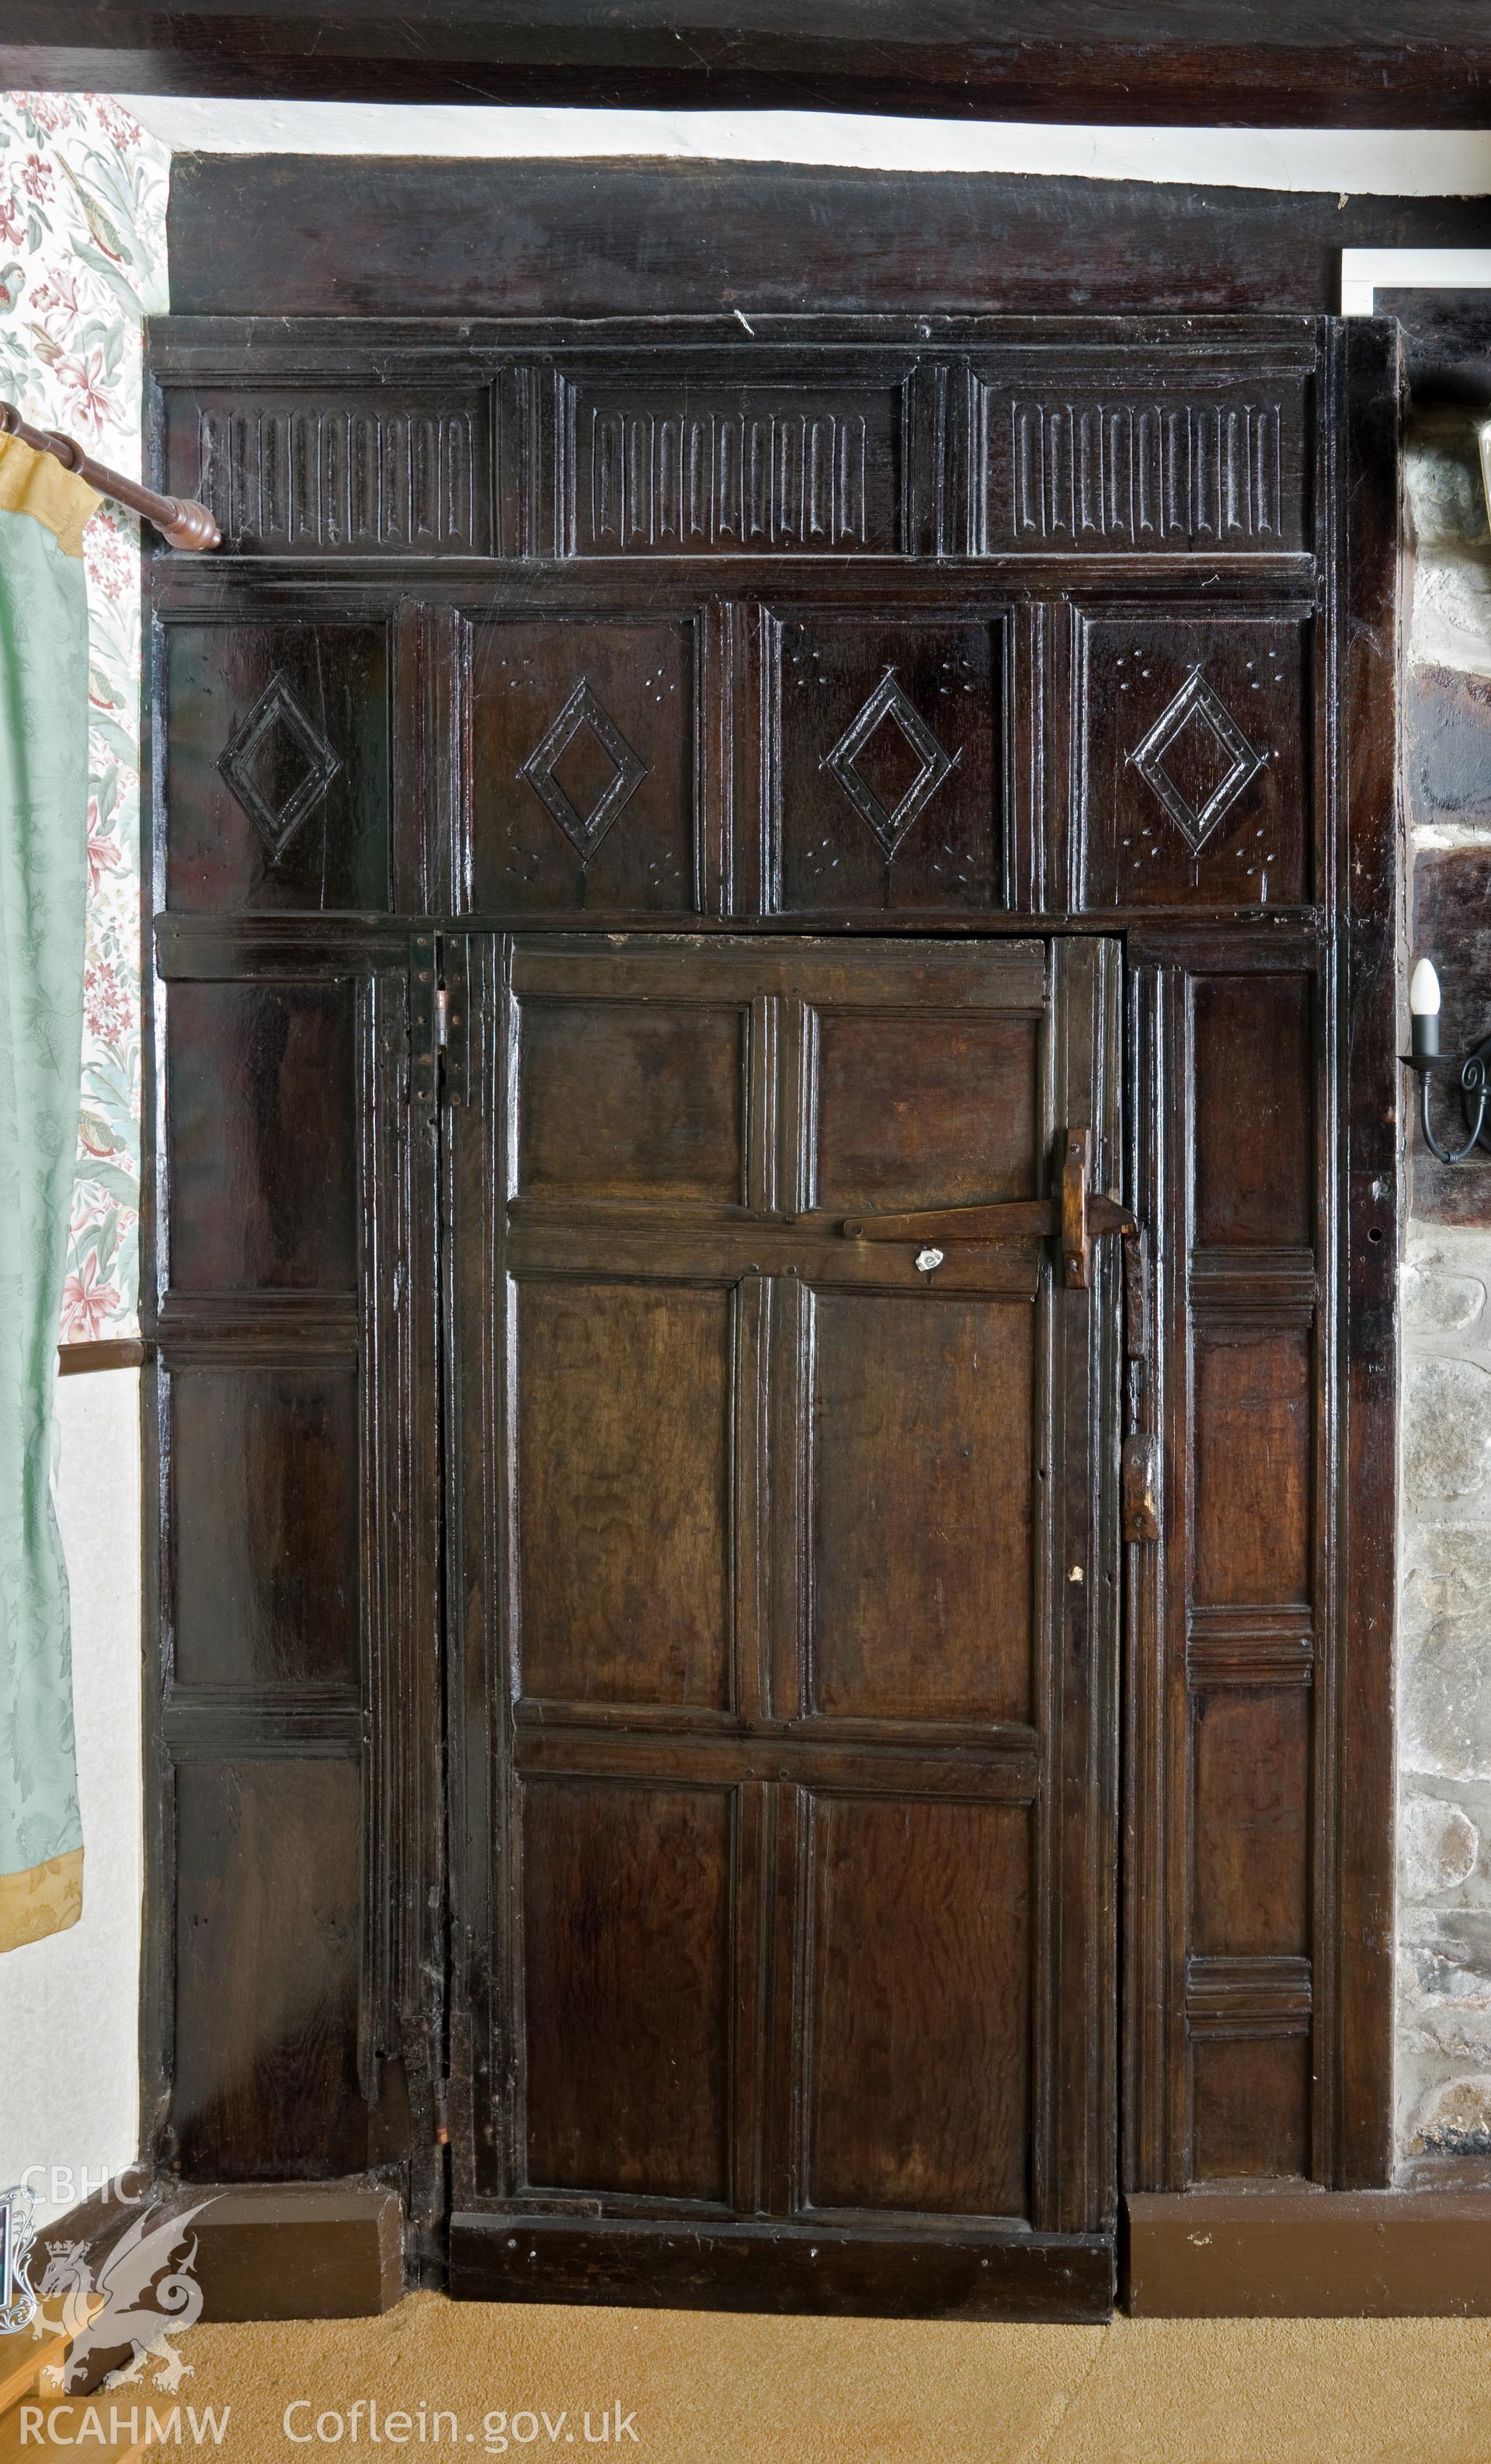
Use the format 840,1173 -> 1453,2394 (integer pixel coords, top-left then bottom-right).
842,1124 -> 1137,1290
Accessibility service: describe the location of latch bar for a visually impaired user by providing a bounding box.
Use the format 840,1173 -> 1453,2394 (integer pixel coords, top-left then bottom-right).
841,1123 -> 1137,1290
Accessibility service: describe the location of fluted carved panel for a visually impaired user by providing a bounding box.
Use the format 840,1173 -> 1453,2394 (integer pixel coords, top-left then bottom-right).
985,387 -> 1305,552
568,384 -> 900,553
189,394 -> 488,552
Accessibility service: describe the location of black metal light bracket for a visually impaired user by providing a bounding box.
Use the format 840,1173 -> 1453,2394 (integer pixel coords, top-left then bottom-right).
1404,1035 -> 1491,1164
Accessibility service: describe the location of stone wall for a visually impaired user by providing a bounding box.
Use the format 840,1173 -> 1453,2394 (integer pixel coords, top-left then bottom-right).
1396,407 -> 1491,2164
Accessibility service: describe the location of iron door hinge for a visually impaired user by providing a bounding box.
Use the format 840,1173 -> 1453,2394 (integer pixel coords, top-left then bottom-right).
410,934 -> 437,1110
1122,1432 -> 1161,1544
410,933 -> 466,1109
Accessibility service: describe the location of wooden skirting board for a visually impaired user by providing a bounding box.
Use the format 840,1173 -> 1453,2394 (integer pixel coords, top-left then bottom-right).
38,2182 -> 1491,2320
38,2184 -> 404,2338
1125,2191 -> 1491,2317
182,2188 -> 405,2323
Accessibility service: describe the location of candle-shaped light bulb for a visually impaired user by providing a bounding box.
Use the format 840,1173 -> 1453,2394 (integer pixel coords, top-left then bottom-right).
1410,957 -> 1442,1064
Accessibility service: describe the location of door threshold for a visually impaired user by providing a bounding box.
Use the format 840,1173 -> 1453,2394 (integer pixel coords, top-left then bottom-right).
449,2212 -> 1113,2320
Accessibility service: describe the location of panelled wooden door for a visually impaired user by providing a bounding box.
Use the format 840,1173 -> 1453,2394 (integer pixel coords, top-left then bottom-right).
445,931 -> 1124,2316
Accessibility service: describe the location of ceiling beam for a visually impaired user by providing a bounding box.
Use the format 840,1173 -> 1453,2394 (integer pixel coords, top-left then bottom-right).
165,157 -> 1491,322
6,5 -> 1491,130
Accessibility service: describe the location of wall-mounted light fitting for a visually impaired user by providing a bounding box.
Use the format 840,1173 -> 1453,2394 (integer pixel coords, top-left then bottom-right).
1406,959 -> 1491,1163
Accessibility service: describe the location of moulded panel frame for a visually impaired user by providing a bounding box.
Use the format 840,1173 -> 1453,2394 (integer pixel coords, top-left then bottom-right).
454,588 -> 714,924
755,597 -> 1019,921
1069,591 -> 1319,919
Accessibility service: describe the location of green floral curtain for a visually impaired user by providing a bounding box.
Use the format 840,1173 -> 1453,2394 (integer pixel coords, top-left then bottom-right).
0,429 -> 98,1953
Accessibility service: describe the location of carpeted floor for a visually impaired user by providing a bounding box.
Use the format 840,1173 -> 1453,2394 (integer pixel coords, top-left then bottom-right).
156,2293 -> 1491,2462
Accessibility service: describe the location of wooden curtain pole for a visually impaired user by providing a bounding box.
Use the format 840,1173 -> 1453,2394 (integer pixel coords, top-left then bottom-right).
0,398 -> 219,552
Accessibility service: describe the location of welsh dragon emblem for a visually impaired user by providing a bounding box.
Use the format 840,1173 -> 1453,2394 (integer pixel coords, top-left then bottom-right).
36,2201 -> 215,2393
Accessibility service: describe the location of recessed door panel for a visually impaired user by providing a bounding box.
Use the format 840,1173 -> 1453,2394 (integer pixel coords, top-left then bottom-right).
515,1271 -> 734,1714
810,1010 -> 1041,1214
805,1793 -> 1033,2216
169,1362 -> 360,1690
1190,2037 -> 1311,2182
165,980 -> 356,1293
1193,1331 -> 1312,1607
520,1777 -> 734,2201
1191,1688 -> 1311,1959
172,1757 -> 366,2180
517,997 -> 748,1207
515,1279 -> 735,1709
1192,973 -> 1315,1248
808,1291 -> 1035,1725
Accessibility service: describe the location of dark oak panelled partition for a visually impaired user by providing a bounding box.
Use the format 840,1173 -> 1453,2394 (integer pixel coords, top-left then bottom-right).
142,312 -> 1401,2308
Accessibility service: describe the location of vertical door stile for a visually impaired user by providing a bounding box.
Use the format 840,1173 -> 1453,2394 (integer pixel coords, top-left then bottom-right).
1046,934 -> 1123,2236
1121,960 -> 1169,2194
495,934 -> 522,2208
764,980 -> 808,2222
732,980 -> 775,2212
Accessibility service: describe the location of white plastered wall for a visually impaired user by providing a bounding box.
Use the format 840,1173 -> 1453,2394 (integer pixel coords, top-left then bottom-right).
2,1373 -> 143,2226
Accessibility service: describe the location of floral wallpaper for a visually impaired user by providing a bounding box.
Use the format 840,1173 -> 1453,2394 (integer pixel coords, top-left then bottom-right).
0,92 -> 168,1344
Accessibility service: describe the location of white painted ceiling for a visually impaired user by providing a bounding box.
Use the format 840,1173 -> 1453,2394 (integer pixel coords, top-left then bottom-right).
114,101 -> 1491,193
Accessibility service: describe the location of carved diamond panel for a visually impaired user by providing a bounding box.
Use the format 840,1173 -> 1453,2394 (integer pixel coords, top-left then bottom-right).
769,616 -> 1003,915
823,670 -> 958,859
1128,669 -> 1267,854
520,680 -> 650,862
168,622 -> 389,914
217,670 -> 344,864
1079,615 -> 1309,910
467,618 -> 694,916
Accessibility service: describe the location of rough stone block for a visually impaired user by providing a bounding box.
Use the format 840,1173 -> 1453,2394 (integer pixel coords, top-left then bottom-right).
1401,1616 -> 1491,1783
1403,1239 -> 1488,1338
1404,1356 -> 1491,1507
1402,1794 -> 1481,1897
1407,416 -> 1491,557
1413,555 -> 1491,679
1400,1527 -> 1491,1643
1406,663 -> 1491,837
